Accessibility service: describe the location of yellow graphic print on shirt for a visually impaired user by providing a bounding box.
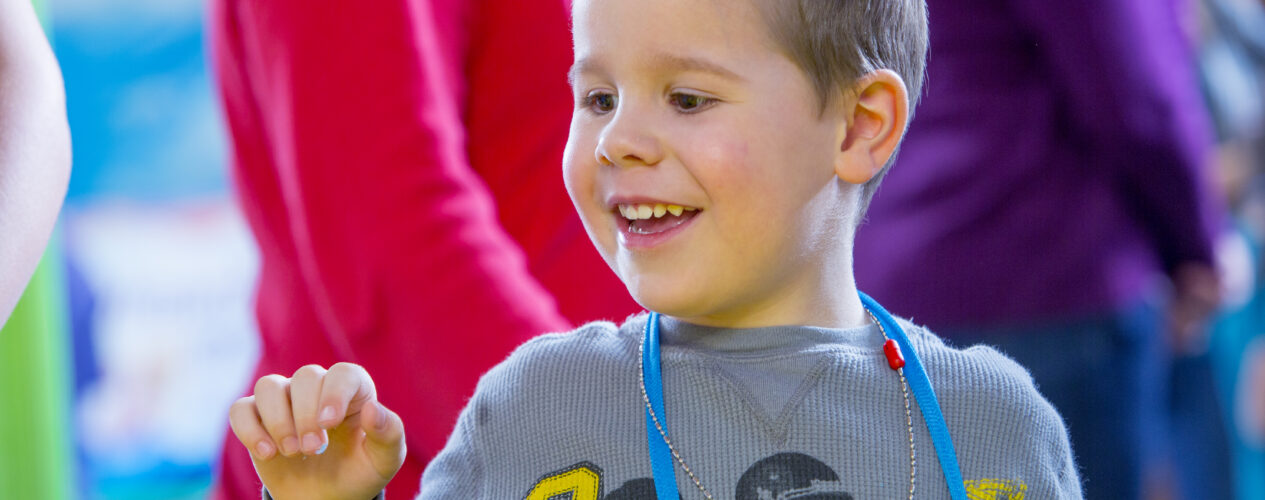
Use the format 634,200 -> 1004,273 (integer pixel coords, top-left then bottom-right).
524,462 -> 602,500
965,478 -> 1028,500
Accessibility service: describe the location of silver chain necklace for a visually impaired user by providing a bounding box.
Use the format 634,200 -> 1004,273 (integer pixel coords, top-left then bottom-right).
637,306 -> 918,499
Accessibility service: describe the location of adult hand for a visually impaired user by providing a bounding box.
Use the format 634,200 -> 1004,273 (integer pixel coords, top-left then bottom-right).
1168,261 -> 1221,354
228,363 -> 406,500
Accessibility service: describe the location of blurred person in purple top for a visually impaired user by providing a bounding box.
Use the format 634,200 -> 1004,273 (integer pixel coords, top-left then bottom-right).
855,0 -> 1228,498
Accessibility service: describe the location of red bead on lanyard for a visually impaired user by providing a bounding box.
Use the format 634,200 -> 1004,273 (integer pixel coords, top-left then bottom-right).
883,338 -> 906,370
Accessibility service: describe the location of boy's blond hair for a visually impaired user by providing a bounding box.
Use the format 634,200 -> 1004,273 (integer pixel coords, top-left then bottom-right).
757,0 -> 930,214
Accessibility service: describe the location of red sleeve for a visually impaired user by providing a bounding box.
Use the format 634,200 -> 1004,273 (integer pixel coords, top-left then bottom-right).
211,0 -> 571,496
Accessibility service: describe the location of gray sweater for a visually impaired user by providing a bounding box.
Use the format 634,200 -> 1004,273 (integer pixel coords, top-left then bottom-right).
417,314 -> 1082,499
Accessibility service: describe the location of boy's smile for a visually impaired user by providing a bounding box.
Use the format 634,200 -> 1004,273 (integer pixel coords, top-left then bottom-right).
564,0 -> 905,329
611,198 -> 700,248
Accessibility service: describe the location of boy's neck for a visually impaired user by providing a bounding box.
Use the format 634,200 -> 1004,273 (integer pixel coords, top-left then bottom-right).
670,265 -> 870,331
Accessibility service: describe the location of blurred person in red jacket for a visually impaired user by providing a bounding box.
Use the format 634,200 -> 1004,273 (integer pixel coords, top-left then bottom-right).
207,1 -> 639,498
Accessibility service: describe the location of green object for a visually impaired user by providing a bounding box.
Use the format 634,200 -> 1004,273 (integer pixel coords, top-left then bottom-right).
0,236 -> 74,500
31,0 -> 48,28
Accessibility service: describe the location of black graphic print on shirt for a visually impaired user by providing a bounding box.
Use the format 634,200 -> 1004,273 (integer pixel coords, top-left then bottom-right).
522,452 -> 853,500
521,453 -> 1031,499
736,453 -> 854,499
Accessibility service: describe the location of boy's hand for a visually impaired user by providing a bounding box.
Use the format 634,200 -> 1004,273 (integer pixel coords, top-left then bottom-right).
228,363 -> 406,500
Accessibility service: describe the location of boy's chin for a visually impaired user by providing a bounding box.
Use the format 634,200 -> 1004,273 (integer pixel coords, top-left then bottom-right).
626,283 -> 714,319
618,260 -> 734,318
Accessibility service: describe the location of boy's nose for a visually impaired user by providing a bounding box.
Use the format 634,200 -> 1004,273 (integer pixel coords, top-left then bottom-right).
596,111 -> 664,167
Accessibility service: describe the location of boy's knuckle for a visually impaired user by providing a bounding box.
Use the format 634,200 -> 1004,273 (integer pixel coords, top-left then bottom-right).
330,361 -> 363,377
227,407 -> 249,432
229,396 -> 254,415
255,374 -> 288,394
292,364 -> 327,380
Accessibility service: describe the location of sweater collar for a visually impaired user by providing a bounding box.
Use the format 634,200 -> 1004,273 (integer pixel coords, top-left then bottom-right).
633,313 -> 886,355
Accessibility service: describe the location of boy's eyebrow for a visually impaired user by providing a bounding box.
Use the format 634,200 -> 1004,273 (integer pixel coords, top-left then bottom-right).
568,53 -> 746,87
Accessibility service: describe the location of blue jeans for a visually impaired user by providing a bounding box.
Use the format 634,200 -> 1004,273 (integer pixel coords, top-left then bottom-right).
1167,352 -> 1233,500
941,303 -> 1166,500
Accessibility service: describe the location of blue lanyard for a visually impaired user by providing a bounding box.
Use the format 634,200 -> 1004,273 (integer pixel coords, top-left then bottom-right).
641,292 -> 968,500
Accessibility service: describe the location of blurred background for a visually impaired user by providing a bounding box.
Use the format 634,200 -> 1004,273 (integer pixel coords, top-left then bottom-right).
1,0 -> 258,498
1,0 -> 1264,498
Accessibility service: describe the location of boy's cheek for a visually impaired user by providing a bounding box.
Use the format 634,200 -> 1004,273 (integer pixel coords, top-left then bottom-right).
712,139 -> 749,162
688,142 -> 756,197
684,128 -> 751,171
560,153 -> 590,208
562,172 -> 618,262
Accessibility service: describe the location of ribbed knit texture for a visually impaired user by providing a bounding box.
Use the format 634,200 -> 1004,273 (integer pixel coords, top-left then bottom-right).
419,314 -> 1082,499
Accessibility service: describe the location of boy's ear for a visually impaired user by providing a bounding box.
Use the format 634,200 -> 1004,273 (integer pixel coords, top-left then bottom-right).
835,70 -> 910,185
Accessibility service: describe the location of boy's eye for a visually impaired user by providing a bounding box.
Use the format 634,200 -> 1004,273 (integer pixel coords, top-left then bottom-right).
583,92 -> 617,114
669,93 -> 715,113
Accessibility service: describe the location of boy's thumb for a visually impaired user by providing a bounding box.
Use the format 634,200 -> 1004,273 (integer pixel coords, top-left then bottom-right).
360,400 -> 406,479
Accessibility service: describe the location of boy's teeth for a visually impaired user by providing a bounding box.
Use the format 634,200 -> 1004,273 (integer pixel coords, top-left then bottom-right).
618,203 -> 697,220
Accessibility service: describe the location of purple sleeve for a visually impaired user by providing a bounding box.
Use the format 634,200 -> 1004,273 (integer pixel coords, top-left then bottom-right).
1011,0 -> 1226,271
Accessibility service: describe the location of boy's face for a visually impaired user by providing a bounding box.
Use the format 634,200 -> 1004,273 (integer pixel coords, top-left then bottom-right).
564,0 -> 856,327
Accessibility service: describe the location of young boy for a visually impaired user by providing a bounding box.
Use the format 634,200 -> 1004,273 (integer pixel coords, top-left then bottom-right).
228,0 -> 1083,497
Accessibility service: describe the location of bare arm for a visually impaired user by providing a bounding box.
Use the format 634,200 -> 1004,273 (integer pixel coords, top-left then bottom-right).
0,0 -> 70,325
